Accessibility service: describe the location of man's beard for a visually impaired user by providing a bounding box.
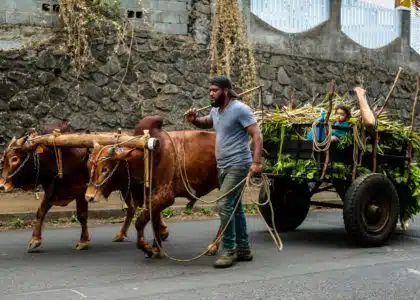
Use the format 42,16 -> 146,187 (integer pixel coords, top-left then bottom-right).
211,93 -> 225,107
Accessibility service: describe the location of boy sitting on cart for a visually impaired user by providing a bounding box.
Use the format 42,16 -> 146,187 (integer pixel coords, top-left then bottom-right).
306,104 -> 351,143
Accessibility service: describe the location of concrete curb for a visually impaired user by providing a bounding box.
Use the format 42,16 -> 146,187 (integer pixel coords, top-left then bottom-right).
0,200 -> 343,222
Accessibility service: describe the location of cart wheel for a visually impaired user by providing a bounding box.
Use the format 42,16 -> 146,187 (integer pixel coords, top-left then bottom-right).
343,173 -> 399,247
258,178 -> 311,232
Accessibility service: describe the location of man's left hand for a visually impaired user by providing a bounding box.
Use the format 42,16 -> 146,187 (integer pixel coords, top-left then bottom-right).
250,162 -> 262,175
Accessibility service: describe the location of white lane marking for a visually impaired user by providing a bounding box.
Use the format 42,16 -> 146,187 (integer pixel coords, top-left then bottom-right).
70,289 -> 88,298
15,288 -> 87,298
407,268 -> 420,276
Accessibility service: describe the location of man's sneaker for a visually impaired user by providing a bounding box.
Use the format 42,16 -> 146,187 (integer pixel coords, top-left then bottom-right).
214,250 -> 237,268
236,248 -> 253,261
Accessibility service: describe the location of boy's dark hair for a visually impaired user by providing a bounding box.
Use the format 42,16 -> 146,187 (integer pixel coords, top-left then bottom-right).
335,105 -> 351,119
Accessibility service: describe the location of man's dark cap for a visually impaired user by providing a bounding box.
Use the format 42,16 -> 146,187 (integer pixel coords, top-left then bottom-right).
210,75 -> 239,98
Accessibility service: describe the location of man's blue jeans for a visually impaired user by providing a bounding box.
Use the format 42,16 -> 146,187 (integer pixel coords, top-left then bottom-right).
216,164 -> 251,251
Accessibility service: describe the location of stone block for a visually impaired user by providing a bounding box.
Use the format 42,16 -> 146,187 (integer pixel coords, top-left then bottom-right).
0,11 -> 7,24
159,11 -> 183,24
120,0 -> 140,8
151,1 -> 187,12
178,12 -> 189,24
4,11 -> 32,25
0,0 -> 37,11
154,22 -> 188,35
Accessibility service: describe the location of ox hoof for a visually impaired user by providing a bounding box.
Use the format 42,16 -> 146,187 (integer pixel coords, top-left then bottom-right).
138,243 -> 153,258
160,230 -> 169,242
205,244 -> 218,256
143,249 -> 153,258
152,249 -> 162,259
74,242 -> 89,251
113,233 -> 126,242
27,238 -> 41,252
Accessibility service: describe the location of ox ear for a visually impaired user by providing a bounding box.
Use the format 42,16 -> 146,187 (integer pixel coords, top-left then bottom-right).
35,144 -> 47,154
112,148 -> 136,161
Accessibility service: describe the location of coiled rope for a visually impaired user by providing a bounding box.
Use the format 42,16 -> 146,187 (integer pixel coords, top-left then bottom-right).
310,119 -> 333,153
143,131 -> 283,262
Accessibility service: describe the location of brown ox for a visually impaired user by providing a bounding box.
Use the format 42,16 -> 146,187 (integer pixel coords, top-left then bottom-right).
85,115 -> 222,258
0,120 -> 169,251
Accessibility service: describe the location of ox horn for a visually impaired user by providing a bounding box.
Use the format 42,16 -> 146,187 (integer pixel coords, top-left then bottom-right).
9,136 -> 17,146
28,128 -> 38,136
15,135 -> 29,146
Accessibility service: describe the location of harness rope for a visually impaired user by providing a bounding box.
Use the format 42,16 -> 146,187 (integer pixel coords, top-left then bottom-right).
88,144 -> 134,209
1,148 -> 41,200
139,128 -> 283,262
146,147 -> 283,262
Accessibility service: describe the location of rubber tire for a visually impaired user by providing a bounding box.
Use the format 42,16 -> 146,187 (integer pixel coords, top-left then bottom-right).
343,173 -> 399,247
258,178 -> 311,232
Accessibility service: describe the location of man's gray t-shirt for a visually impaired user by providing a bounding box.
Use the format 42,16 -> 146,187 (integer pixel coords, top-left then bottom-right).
210,100 -> 256,169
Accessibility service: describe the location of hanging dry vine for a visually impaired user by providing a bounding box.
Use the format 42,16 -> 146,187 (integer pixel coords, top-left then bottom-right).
209,0 -> 257,105
58,0 -> 129,78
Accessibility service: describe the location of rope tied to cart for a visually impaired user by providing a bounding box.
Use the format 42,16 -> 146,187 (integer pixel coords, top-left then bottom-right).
145,138 -> 283,262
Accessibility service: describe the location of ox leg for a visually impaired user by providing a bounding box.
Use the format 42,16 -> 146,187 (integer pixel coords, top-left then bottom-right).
74,198 -> 90,250
28,196 -> 52,252
113,190 -> 136,242
134,208 -> 153,257
114,204 -> 135,242
159,214 -> 169,242
151,198 -> 175,258
151,209 -> 164,258
114,187 -> 170,243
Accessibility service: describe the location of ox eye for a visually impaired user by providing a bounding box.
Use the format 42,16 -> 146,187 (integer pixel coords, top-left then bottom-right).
11,157 -> 19,164
101,167 -> 109,173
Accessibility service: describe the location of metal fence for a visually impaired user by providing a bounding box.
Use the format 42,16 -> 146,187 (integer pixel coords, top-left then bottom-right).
251,0 -> 403,49
250,0 -> 330,33
341,0 -> 401,48
410,7 -> 420,54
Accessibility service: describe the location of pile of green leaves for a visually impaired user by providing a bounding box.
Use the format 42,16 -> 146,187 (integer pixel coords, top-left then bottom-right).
258,92 -> 420,221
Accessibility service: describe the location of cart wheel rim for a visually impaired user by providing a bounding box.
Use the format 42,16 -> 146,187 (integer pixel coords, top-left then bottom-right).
361,194 -> 390,233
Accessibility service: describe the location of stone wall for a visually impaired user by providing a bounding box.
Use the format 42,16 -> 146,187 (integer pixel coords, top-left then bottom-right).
0,30 -> 212,150
1,0 -> 420,152
0,0 -> 191,35
1,27 -> 418,151
254,50 -> 417,122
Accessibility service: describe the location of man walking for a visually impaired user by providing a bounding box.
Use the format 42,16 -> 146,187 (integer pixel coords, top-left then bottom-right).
185,75 -> 263,268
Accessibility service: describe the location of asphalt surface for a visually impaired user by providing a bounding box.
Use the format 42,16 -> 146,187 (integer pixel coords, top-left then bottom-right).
2,211 -> 420,299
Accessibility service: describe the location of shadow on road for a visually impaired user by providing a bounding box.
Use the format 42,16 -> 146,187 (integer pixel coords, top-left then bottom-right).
251,226 -> 420,250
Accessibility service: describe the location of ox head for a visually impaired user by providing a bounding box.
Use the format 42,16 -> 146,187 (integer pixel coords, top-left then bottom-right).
85,141 -> 142,202
85,115 -> 163,202
0,134 -> 39,192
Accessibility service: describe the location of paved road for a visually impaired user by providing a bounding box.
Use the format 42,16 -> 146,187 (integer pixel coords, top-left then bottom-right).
2,211 -> 420,299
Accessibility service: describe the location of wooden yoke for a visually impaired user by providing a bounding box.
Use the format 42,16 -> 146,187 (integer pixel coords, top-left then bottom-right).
24,131 -> 157,150
143,130 -> 151,189
22,130 -> 160,183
